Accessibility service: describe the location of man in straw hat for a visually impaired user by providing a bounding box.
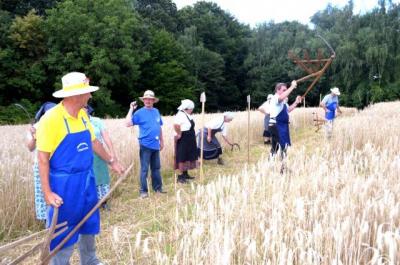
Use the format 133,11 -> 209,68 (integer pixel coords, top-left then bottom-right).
320,87 -> 342,139
125,90 -> 166,198
36,72 -> 124,265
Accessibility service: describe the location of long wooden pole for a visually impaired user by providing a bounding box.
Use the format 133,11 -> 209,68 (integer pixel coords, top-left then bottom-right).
41,164 -> 134,264
199,92 -> 206,181
247,95 -> 251,164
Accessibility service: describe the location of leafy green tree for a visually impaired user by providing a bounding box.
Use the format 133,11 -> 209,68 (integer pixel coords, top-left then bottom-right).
178,26 -> 225,110
139,29 -> 195,114
43,0 -> 148,116
0,0 -> 59,16
135,0 -> 179,33
178,2 -> 251,110
0,10 -> 47,106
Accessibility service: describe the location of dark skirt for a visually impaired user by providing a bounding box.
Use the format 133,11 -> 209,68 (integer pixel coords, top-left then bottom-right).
175,130 -> 198,170
197,129 -> 222,160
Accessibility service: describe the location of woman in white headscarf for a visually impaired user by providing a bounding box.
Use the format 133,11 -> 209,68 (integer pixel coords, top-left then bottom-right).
197,112 -> 235,165
173,99 -> 198,183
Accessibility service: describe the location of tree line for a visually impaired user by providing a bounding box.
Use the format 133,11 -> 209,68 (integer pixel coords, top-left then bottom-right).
0,0 -> 399,124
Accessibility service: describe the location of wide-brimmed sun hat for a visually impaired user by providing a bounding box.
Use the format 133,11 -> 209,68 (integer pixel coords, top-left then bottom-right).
53,72 -> 99,98
139,90 -> 159,103
330,87 -> 341,96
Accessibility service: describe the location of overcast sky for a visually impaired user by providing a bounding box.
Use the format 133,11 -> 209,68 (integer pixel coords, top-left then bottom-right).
173,0 -> 399,27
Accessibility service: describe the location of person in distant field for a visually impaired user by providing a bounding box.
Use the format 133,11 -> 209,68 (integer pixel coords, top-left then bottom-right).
36,72 -> 124,265
320,87 -> 342,139
258,94 -> 273,145
173,99 -> 198,184
268,81 -> 302,156
124,90 -> 166,199
197,112 -> 235,165
26,102 -> 56,222
85,105 -> 116,210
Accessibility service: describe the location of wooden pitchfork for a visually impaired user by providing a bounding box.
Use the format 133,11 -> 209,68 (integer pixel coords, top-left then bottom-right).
289,34 -> 336,99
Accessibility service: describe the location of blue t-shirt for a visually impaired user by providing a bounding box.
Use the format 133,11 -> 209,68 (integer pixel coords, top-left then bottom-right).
322,94 -> 339,120
322,94 -> 339,106
132,107 -> 163,150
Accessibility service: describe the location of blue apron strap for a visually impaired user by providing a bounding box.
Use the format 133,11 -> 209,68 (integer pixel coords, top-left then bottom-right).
63,118 -> 70,134
82,117 -> 88,129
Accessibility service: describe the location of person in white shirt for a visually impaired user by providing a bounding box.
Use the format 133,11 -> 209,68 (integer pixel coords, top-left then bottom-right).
268,81 -> 302,156
320,87 -> 342,139
258,94 -> 273,144
173,99 -> 198,184
197,112 -> 235,165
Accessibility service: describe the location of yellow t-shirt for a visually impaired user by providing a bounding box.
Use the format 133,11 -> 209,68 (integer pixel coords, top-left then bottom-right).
36,102 -> 95,157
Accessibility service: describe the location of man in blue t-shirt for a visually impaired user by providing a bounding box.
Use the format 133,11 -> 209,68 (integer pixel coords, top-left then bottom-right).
125,90 -> 165,198
320,87 -> 342,139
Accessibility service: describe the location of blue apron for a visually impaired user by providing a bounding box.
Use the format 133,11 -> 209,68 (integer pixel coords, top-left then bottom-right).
325,101 -> 337,120
276,104 -> 291,149
47,117 -> 99,251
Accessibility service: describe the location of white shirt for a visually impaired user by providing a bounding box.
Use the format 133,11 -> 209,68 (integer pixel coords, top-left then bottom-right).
205,116 -> 227,136
174,111 -> 193,133
259,100 -> 271,114
269,94 -> 288,124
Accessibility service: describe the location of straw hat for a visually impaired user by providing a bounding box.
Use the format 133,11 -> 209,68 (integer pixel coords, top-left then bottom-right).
330,87 -> 341,96
53,72 -> 99,98
139,90 -> 159,103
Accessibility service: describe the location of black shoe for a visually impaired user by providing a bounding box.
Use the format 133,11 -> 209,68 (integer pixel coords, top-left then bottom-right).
217,158 -> 224,165
156,189 -> 167,194
177,175 -> 188,183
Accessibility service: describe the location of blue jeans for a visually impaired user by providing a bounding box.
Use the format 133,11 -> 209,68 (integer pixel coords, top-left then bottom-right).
139,145 -> 163,193
50,234 -> 100,265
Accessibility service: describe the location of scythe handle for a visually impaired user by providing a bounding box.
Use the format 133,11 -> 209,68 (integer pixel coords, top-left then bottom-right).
296,71 -> 321,83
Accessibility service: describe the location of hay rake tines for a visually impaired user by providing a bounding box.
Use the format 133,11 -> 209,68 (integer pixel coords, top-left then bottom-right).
289,35 -> 336,99
312,112 -> 326,133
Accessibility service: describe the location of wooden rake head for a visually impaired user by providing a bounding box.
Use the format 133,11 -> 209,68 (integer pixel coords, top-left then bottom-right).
289,35 -> 336,99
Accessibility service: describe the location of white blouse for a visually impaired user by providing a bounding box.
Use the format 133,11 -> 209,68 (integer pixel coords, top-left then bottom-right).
174,111 -> 193,132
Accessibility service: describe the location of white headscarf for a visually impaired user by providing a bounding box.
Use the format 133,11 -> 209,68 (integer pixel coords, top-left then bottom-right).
223,111 -> 235,120
177,99 -> 195,111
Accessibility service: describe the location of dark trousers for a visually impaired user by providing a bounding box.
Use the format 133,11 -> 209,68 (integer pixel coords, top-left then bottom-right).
269,125 -> 287,158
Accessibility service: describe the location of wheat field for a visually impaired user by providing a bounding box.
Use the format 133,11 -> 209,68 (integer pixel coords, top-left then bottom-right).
2,103 -> 400,264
